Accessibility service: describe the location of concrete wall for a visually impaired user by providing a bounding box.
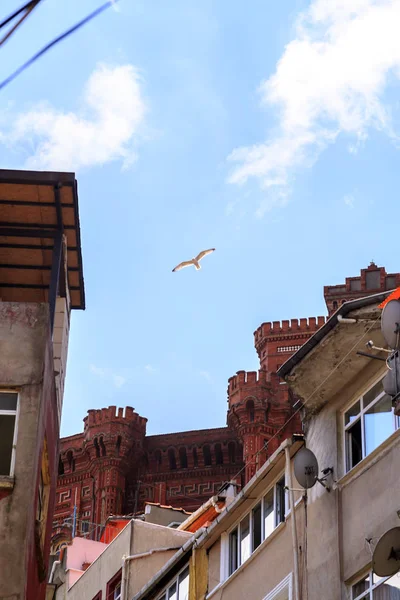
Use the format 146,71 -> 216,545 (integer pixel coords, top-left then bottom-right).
66,519 -> 192,600
302,363 -> 399,598
144,503 -> 189,527
0,302 -> 59,600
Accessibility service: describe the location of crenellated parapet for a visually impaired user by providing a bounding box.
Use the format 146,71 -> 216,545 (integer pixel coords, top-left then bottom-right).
254,316 -> 326,356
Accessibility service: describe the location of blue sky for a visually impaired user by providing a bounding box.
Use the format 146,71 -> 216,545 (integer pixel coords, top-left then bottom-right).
1,0 -> 400,437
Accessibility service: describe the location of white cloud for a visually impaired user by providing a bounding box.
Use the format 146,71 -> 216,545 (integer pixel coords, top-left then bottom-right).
89,364 -> 127,389
343,193 -> 355,208
199,370 -> 212,382
2,63 -> 146,171
144,364 -> 156,373
228,0 -> 400,205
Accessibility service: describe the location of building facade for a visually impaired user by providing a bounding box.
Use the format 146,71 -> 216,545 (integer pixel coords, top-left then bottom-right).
0,169 -> 85,600
133,290 -> 400,600
53,263 -> 400,550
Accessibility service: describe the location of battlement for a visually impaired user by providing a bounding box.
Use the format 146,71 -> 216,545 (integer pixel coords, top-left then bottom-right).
84,406 -> 147,430
254,316 -> 327,343
228,369 -> 269,398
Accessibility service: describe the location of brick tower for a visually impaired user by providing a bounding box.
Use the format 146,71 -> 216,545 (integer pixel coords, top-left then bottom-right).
227,317 -> 328,482
82,406 -> 147,524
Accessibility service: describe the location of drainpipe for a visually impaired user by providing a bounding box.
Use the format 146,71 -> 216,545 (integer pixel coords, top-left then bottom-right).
48,560 -> 61,583
285,446 -> 300,600
337,315 -> 357,324
120,547 -> 183,600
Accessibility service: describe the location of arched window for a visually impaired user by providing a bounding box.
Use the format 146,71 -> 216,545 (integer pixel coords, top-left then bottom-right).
58,456 -> 64,476
99,437 -> 106,457
215,443 -> 223,465
332,300 -> 338,311
116,436 -> 122,457
193,447 -> 198,468
246,399 -> 255,423
341,299 -> 346,305
228,442 -> 236,464
67,450 -> 75,472
179,447 -> 188,469
94,437 -> 100,458
154,449 -> 162,468
203,445 -> 212,466
168,448 -> 177,470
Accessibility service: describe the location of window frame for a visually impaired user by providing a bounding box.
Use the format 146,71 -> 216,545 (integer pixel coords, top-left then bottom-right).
226,472 -> 287,578
156,563 -> 190,600
0,390 -> 20,477
342,375 -> 399,474
351,568 -> 394,599
263,572 -> 293,600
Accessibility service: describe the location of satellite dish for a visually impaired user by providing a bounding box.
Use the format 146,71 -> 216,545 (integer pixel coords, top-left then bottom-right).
373,527 -> 400,577
294,447 -> 319,489
381,300 -> 400,350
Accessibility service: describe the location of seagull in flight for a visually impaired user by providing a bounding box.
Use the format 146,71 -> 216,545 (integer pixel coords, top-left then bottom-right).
172,248 -> 216,272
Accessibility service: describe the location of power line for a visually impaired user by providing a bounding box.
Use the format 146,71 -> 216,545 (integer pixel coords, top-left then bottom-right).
227,313 -> 382,485
0,0 -> 42,48
0,0 -> 120,91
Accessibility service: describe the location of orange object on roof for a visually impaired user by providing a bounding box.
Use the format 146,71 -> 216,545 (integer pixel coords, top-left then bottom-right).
379,287 -> 400,310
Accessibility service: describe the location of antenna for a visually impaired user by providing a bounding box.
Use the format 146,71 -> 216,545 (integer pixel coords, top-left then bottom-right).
381,300 -> 400,350
373,527 -> 400,577
293,447 -> 333,492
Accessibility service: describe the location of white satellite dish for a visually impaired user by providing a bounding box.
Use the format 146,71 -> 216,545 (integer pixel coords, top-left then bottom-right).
373,527 -> 400,577
294,448 -> 319,489
381,300 -> 400,350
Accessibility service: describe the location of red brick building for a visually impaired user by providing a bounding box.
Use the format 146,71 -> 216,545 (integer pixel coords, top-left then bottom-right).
53,262 -> 400,549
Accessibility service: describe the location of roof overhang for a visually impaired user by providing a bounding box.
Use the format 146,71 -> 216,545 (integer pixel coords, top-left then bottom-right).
0,169 -> 85,319
277,292 -> 391,413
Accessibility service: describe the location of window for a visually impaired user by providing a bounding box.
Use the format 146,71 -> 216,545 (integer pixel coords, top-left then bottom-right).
113,583 -> 121,600
203,445 -> 212,466
228,475 -> 286,576
92,593 -> 102,600
0,391 -> 18,476
168,449 -> 177,470
106,570 -> 122,600
351,569 -> 400,599
81,520 -> 90,534
179,447 -> 188,469
247,400 -> 255,422
263,573 -> 292,600
157,565 -> 189,600
228,442 -> 236,464
215,443 -> 223,465
344,377 -> 399,472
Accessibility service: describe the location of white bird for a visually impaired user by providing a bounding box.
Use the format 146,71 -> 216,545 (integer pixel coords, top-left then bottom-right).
172,248 -> 216,272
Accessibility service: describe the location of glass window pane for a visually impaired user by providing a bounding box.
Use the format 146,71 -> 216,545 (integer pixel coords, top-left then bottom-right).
345,401 -> 361,425
346,419 -> 363,471
264,489 -> 274,539
240,514 -> 251,564
252,503 -> 262,551
178,567 -> 189,600
363,379 -> 384,409
365,394 -> 393,456
168,582 -> 177,600
373,572 -> 400,597
352,573 -> 371,598
229,528 -> 238,575
0,393 -> 17,412
0,415 -> 15,476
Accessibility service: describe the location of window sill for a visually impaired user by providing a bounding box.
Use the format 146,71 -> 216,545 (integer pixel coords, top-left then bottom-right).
337,428 -> 400,490
206,521 -> 286,600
